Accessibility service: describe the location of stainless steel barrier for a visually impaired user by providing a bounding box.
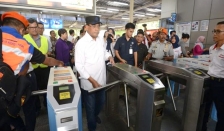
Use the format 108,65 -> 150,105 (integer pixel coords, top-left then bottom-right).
88,80 -> 123,93
31,89 -> 47,95
143,60 -> 210,131
105,63 -> 165,131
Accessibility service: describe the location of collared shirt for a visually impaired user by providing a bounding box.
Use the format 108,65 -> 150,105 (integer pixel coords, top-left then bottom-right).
208,44 -> 224,78
75,32 -> 111,90
31,35 -> 51,52
68,35 -> 74,43
114,36 -> 138,66
148,40 -> 174,59
137,43 -> 148,65
55,38 -> 73,63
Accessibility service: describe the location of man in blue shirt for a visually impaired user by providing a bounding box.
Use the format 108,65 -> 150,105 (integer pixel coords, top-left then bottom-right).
114,23 -> 138,66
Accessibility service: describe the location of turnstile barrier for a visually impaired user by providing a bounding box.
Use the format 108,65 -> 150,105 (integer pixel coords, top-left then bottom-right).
143,60 -> 211,131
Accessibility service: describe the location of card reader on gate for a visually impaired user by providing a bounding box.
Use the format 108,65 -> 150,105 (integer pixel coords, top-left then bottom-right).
53,84 -> 75,105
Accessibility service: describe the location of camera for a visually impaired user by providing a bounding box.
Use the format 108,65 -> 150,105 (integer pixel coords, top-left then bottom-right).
142,24 -> 147,27
108,33 -> 113,39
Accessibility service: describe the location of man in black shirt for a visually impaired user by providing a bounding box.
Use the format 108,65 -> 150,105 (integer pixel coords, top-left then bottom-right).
136,32 -> 148,68
114,23 -> 138,66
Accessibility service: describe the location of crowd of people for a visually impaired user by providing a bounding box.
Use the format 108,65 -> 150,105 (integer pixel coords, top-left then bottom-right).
1,11 -> 224,131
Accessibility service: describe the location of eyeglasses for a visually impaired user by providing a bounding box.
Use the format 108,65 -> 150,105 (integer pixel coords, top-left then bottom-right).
38,27 -> 44,30
29,26 -> 37,29
212,29 -> 224,34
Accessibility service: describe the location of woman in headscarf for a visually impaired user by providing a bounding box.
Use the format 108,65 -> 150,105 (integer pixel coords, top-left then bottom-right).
171,35 -> 182,60
193,36 -> 209,55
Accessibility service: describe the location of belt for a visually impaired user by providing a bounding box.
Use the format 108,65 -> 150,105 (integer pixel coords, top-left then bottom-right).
210,76 -> 224,82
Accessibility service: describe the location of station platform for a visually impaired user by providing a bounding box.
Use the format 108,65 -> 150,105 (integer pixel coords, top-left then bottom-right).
20,87 -> 216,131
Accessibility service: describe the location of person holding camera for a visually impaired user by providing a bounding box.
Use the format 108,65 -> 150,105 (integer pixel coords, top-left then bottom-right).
106,28 -> 116,57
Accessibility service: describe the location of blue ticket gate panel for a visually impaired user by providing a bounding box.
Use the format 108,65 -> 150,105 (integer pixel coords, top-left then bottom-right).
47,67 -> 82,131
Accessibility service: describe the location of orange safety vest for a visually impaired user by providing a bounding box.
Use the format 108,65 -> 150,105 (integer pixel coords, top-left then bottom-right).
1,26 -> 34,75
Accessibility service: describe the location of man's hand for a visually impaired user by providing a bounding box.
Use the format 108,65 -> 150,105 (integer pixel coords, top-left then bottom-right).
58,61 -> 64,67
146,55 -> 150,60
88,77 -> 101,88
203,48 -> 209,51
91,80 -> 101,88
120,59 -> 127,64
163,56 -> 173,61
108,56 -> 115,65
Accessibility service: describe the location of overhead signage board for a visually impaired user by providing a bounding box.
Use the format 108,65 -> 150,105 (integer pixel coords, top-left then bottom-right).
0,0 -> 96,15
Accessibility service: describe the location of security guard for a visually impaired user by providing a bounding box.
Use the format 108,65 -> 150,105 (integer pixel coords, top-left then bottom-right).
114,23 -> 138,66
24,18 -> 50,110
146,28 -> 174,61
207,21 -> 224,131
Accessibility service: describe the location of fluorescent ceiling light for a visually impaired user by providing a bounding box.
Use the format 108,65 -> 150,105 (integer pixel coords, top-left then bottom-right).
110,1 -> 128,6
135,14 -> 145,17
107,8 -> 119,11
100,9 -> 113,12
115,26 -> 123,28
147,8 -> 161,12
146,13 -> 155,16
155,9 -> 161,12
96,14 -> 101,17
122,17 -> 129,19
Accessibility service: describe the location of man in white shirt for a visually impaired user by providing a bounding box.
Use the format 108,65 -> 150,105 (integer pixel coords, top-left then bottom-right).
68,29 -> 75,43
75,16 -> 114,131
207,21 -> 224,131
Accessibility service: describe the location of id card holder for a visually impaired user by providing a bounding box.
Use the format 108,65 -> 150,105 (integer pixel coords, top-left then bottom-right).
129,49 -> 133,54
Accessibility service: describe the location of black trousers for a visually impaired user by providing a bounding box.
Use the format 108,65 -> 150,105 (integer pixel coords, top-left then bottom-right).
210,78 -> 224,131
34,67 -> 50,109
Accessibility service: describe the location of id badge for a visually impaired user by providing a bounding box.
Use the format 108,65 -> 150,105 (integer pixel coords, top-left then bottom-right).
129,49 -> 133,54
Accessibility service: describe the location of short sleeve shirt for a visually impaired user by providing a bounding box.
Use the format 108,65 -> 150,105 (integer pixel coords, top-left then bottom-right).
114,36 -> 138,65
148,40 -> 174,59
208,44 -> 224,78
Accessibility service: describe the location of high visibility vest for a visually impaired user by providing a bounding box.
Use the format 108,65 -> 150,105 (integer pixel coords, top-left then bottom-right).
1,26 -> 34,75
24,34 -> 48,69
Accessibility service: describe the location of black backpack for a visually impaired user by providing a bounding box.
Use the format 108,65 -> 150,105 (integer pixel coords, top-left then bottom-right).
0,28 -> 31,119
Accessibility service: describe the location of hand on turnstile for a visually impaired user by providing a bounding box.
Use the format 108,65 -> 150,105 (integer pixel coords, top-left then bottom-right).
58,61 -> 64,67
108,56 -> 115,66
92,80 -> 101,88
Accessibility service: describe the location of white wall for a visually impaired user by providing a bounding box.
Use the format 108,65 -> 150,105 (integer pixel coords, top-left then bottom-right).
161,0 -> 177,18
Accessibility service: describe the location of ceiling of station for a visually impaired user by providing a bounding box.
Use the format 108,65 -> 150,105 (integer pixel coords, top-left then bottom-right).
0,0 -> 162,29
96,0 -> 161,20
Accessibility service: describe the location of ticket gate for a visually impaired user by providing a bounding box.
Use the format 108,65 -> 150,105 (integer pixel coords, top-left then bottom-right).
47,67 -> 82,131
89,63 -> 165,131
143,60 -> 210,131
